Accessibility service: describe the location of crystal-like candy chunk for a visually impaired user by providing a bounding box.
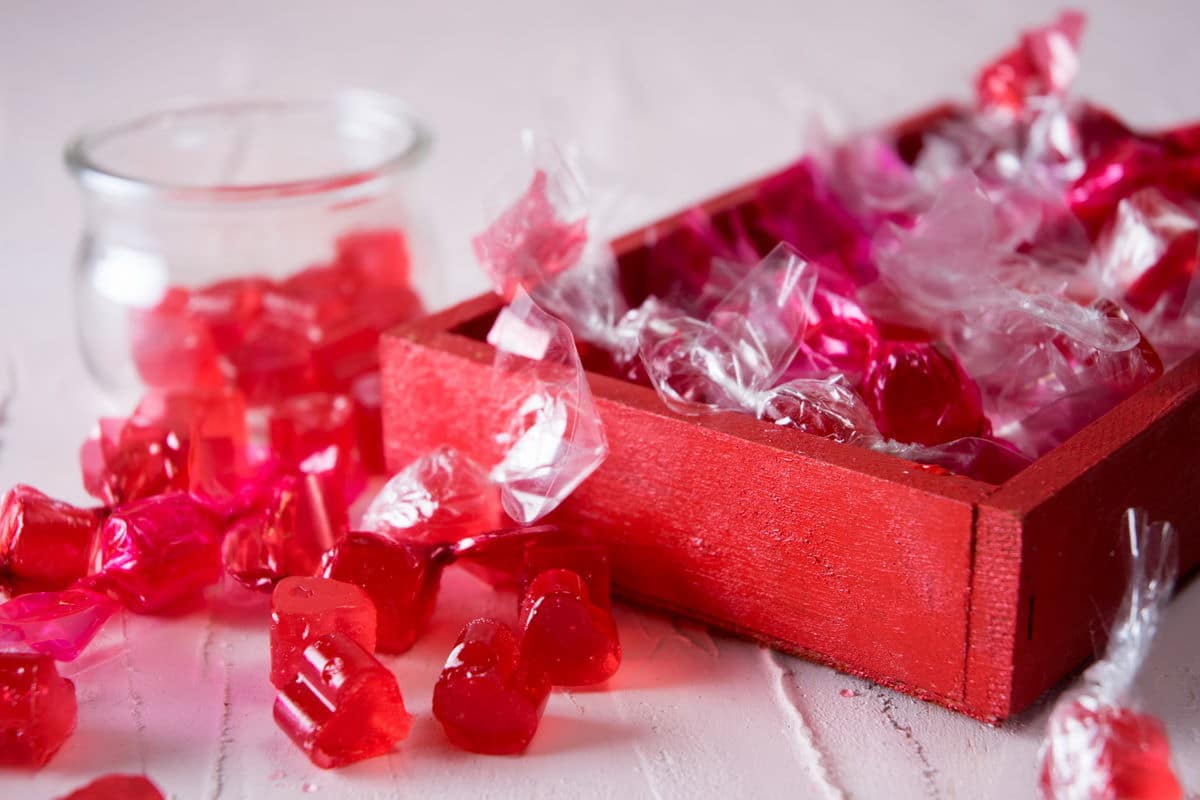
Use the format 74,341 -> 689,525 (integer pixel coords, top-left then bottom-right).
273,632 -> 411,769
431,618 -> 550,755
269,576 -> 377,689
321,533 -> 444,654
0,652 -> 76,767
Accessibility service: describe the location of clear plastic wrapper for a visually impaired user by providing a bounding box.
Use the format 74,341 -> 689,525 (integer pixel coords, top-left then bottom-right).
461,11 -> 1200,484
488,291 -> 609,524
1037,508 -> 1182,800
640,243 -> 816,415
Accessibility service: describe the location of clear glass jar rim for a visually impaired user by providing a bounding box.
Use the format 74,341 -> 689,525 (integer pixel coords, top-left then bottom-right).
64,91 -> 431,206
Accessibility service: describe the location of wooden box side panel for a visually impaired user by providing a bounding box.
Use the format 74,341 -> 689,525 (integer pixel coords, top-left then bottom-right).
382,329 -> 979,703
969,354 -> 1200,717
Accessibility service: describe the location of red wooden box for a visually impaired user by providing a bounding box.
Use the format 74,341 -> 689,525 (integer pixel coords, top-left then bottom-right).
380,170 -> 1200,724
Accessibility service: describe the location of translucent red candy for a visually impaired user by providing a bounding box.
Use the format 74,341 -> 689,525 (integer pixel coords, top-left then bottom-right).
432,618 -> 550,755
321,533 -> 444,654
221,472 -> 342,590
0,652 -> 76,767
127,230 -> 421,487
273,631 -> 411,769
521,539 -> 612,609
0,485 -> 101,591
1039,700 -> 1182,800
269,576 -> 377,689
88,493 -> 222,613
268,393 -> 365,504
55,774 -> 166,800
861,339 -> 990,446
347,373 -> 387,474
0,589 -> 119,661
129,289 -> 226,390
81,417 -> 187,507
520,569 -> 621,686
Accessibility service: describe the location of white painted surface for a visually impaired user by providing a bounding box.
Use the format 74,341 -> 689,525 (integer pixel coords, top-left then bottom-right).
1,1 -> 1198,797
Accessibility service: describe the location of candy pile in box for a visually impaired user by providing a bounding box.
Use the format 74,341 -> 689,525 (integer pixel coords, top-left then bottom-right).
383,7 -> 1199,741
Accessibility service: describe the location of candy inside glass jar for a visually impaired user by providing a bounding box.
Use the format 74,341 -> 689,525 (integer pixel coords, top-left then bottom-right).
64,92 -> 433,412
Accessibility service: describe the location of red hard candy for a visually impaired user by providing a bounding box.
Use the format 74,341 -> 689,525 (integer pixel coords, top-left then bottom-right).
432,618 -> 550,755
55,774 -> 165,800
862,339 -> 990,446
321,533 -> 444,654
1040,700 -> 1182,800
81,418 -> 188,507
129,290 -> 227,390
224,320 -> 319,406
521,539 -> 612,609
221,472 -> 342,589
519,568 -> 621,686
187,276 -> 270,354
269,576 -> 377,689
348,372 -> 387,474
268,393 -> 365,505
88,493 -> 222,613
0,653 -> 76,767
335,229 -> 413,289
273,632 -> 411,769
0,485 -> 101,591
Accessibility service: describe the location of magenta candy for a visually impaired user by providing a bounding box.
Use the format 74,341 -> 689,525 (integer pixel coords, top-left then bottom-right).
862,339 -> 990,446
0,589 -> 119,660
81,417 -> 188,507
88,493 -> 222,613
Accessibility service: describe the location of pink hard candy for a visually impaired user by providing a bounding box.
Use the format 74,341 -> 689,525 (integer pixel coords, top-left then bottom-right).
88,493 -> 222,613
0,485 -> 102,591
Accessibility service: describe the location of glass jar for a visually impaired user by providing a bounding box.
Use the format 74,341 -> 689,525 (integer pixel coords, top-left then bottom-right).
65,92 -> 433,408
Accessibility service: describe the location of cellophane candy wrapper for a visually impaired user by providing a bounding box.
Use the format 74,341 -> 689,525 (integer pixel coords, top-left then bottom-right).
639,242 -> 817,415
487,291 -> 608,524
473,134 -> 641,365
468,11 -> 1200,484
1037,508 -> 1183,800
360,293 -> 608,538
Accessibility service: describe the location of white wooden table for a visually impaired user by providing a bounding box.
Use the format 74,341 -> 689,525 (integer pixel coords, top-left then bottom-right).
1,1 -> 1198,797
